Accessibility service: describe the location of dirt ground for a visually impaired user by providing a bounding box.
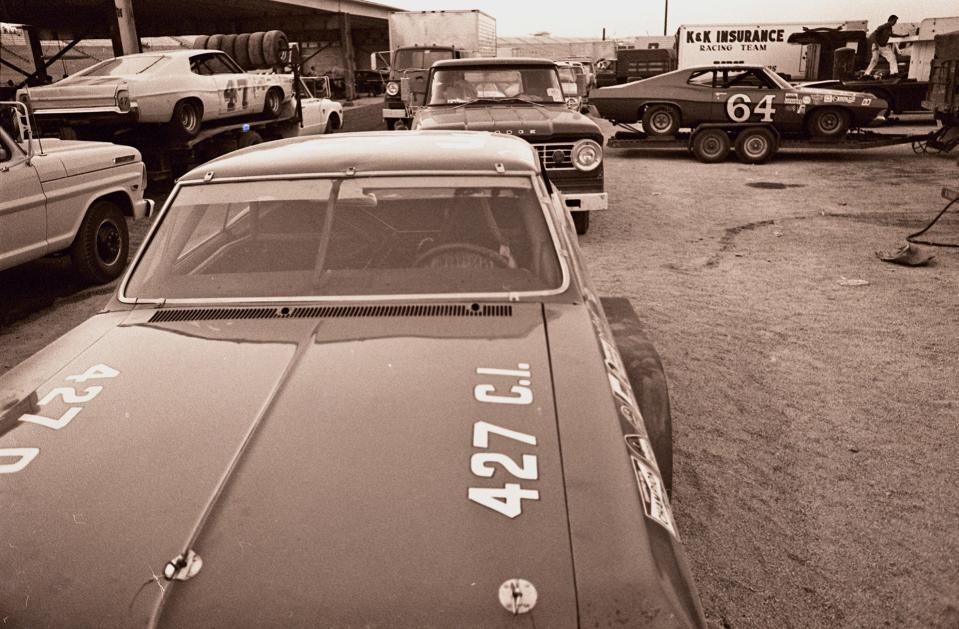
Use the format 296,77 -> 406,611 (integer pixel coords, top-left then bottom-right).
1,110 -> 958,628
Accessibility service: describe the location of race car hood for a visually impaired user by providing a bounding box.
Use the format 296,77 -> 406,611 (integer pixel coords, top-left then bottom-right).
415,103 -> 603,142
28,138 -> 142,180
0,305 -> 578,627
793,86 -> 888,108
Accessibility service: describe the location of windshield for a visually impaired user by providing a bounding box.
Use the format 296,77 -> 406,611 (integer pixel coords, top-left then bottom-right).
762,67 -> 793,89
393,48 -> 455,71
557,67 -> 579,95
427,67 -> 564,105
124,176 -> 565,301
75,55 -> 166,77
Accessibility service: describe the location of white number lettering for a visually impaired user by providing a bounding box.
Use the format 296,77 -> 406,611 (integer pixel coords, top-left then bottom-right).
468,484 -> 540,519
19,407 -> 82,431
472,421 -> 537,448
474,384 -> 533,405
0,447 -> 40,474
471,453 -> 538,480
754,94 -> 776,122
38,386 -> 102,406
727,93 -> 751,122
66,364 -> 119,383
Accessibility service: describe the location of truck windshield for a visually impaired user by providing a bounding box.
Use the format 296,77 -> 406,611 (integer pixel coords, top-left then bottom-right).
393,49 -> 455,71
124,176 -> 566,301
75,55 -> 167,77
428,67 -> 564,104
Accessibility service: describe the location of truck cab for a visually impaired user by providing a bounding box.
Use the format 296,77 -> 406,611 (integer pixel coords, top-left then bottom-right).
381,46 -> 459,130
411,58 -> 608,235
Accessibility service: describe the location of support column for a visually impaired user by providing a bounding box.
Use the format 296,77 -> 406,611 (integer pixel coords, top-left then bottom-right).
23,26 -> 51,85
114,0 -> 142,55
339,12 -> 356,104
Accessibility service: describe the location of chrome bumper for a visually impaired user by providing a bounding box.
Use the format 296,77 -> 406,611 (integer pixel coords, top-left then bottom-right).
382,109 -> 408,119
134,198 -> 154,220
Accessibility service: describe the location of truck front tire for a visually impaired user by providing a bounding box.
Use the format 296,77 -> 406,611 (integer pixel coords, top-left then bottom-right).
70,200 -> 130,285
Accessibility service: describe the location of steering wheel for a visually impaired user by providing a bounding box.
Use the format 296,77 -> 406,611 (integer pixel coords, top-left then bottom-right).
414,243 -> 512,269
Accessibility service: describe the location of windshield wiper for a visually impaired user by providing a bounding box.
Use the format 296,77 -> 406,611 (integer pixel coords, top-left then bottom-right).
450,96 -> 547,109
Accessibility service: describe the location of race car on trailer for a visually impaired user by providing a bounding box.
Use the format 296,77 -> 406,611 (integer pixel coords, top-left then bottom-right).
592,64 -> 897,163
0,131 -> 705,628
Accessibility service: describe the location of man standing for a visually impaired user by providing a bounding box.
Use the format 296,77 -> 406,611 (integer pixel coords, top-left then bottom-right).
865,15 -> 901,78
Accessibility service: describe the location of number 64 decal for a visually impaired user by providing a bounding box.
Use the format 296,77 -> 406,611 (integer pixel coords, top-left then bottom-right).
726,93 -> 776,122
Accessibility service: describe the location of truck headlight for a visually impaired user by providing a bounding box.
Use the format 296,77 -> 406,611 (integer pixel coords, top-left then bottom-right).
385,82 -> 400,97
116,89 -> 131,112
571,139 -> 602,171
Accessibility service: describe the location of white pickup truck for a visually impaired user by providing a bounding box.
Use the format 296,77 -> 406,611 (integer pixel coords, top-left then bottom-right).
1,102 -> 152,284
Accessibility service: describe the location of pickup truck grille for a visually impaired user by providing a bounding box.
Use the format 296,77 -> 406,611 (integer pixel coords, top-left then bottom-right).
533,142 -> 576,171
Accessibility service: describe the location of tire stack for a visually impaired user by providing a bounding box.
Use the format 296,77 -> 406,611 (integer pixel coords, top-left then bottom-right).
193,30 -> 289,70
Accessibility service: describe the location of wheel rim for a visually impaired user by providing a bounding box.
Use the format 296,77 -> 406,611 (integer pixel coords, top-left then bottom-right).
95,219 -> 122,266
267,92 -> 280,114
651,111 -> 673,132
701,134 -> 724,158
179,105 -> 198,131
744,135 -> 768,158
818,112 -> 840,133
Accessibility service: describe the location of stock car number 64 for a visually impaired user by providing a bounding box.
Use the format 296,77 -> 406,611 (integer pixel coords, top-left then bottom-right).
726,93 -> 776,122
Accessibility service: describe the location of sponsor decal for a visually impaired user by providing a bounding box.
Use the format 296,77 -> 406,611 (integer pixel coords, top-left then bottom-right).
825,94 -> 835,103
802,96 -> 812,105
784,93 -> 800,104
862,97 -> 872,106
631,456 -> 678,538
625,433 -> 658,467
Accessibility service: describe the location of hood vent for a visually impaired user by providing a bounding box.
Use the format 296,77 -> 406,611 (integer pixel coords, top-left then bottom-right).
149,303 -> 512,323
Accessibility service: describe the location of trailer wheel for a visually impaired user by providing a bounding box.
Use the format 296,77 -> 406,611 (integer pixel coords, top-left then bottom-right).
170,99 -> 202,138
572,211 -> 590,235
248,32 -> 267,68
70,199 -> 129,285
206,34 -> 225,52
263,88 -> 283,118
735,127 -> 777,164
192,35 -> 209,49
233,33 -> 252,69
691,128 -> 731,163
220,33 -> 238,60
807,107 -> 849,138
642,104 -> 680,136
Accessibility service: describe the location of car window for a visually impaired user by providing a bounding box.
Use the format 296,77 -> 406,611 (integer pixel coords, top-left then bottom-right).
191,53 -> 241,75
125,176 -> 565,300
722,69 -> 776,89
687,70 -> 715,87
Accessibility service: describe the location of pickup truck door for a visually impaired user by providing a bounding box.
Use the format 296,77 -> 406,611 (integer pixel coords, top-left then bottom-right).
0,132 -> 47,271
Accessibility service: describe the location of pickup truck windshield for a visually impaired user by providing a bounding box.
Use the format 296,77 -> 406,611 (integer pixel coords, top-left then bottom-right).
124,176 -> 565,301
393,49 -> 455,71
428,67 -> 564,104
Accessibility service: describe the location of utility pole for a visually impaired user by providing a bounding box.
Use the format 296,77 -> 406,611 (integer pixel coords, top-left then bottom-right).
663,0 -> 669,36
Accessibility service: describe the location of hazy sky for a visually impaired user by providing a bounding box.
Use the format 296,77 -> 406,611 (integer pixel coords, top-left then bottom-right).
388,0 -> 958,37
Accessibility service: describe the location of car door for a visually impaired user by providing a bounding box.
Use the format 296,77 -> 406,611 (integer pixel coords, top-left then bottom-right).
714,68 -> 790,127
0,128 -> 47,271
192,52 -> 254,118
295,78 -> 325,136
680,68 -> 720,124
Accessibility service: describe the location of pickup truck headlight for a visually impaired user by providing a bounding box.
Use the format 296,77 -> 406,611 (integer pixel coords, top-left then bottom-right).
385,81 -> 400,97
571,139 -> 602,171
116,89 -> 131,112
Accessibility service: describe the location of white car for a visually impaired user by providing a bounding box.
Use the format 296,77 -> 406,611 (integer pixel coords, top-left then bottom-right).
17,50 -> 294,138
294,76 -> 344,135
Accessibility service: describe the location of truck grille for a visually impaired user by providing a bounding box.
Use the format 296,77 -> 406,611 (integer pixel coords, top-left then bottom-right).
534,142 -> 576,171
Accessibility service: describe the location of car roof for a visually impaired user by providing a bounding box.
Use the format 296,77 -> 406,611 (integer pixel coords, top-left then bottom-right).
179,131 -> 542,182
687,64 -> 769,71
110,49 -> 203,60
432,57 -> 556,68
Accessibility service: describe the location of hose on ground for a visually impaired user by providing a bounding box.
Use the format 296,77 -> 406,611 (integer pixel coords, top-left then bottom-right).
906,196 -> 959,248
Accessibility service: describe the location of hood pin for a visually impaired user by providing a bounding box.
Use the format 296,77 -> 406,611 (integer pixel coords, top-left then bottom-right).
498,578 -> 537,615
163,549 -> 203,582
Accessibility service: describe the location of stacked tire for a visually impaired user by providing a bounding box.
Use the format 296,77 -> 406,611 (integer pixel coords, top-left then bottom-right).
193,30 -> 289,70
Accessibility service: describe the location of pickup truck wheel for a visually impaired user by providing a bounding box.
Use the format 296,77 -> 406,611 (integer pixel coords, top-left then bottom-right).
691,128 -> 731,163
325,113 -> 340,134
572,211 -> 590,234
263,88 -> 283,118
70,200 -> 129,285
642,104 -> 680,136
170,100 -> 202,138
807,107 -> 849,138
734,127 -> 778,164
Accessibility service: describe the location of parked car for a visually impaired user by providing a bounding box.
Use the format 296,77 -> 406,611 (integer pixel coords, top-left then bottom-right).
0,102 -> 152,283
556,61 -> 586,111
0,130 -> 706,628
16,49 -> 294,138
591,64 -> 887,139
295,76 -> 344,135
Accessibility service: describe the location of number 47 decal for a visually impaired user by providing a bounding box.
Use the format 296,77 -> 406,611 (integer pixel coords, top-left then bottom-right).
726,93 -> 776,122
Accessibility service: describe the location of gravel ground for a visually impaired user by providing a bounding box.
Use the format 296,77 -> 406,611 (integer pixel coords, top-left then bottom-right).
1,112 -> 957,628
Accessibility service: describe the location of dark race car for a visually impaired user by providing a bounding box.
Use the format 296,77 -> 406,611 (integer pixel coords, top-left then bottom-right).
591,64 -> 887,140
0,131 -> 706,628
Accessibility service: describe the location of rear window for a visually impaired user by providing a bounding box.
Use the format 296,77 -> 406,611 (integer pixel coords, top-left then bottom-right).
77,56 -> 166,77
124,175 -> 566,301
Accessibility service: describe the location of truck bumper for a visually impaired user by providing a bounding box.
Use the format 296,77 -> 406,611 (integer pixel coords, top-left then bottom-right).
382,109 -> 408,119
560,191 -> 608,212
133,198 -> 155,220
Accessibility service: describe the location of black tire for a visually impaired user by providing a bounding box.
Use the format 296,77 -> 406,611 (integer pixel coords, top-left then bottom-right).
170,99 -> 202,138
572,211 -> 590,235
236,130 -> 263,150
247,32 -> 267,68
734,127 -> 778,164
691,128 -> 731,163
263,30 -> 288,66
806,107 -> 849,138
600,297 -> 673,496
220,33 -> 238,61
233,33 -> 252,69
642,103 -> 680,136
385,119 -> 397,131
69,200 -> 129,285
263,88 -> 283,118
206,34 -> 225,52
192,35 -> 210,49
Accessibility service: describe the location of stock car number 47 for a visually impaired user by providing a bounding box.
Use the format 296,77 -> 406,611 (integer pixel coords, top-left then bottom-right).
468,364 -> 540,519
